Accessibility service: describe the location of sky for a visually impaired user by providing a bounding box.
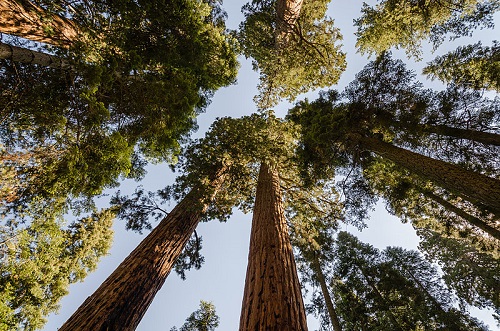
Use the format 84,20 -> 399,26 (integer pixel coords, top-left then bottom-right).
41,1 -> 499,330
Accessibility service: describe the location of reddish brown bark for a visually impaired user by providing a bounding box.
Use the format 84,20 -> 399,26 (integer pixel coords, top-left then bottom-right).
355,135 -> 500,214
239,163 -> 308,331
0,0 -> 78,47
59,170 -> 226,331
276,0 -> 304,47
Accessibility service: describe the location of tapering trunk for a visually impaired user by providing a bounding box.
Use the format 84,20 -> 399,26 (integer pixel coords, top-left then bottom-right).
311,256 -> 342,331
355,135 -> 500,214
0,0 -> 79,47
0,42 -> 70,69
420,124 -> 500,147
419,188 -> 500,240
59,170 -> 226,331
239,163 -> 308,331
275,0 -> 304,47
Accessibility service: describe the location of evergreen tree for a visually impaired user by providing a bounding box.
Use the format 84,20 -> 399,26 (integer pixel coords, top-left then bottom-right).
354,0 -> 499,58
0,207 -> 114,331
289,56 -> 500,215
0,0 -> 238,228
423,41 -> 500,92
419,229 -> 500,323
238,0 -> 345,108
170,301 -> 220,331
331,232 -> 489,330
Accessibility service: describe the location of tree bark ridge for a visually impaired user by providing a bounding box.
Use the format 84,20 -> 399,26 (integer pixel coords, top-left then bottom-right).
59,169 -> 226,331
239,163 -> 308,331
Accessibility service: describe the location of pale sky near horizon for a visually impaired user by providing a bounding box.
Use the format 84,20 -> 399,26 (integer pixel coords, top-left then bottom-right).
41,1 -> 499,330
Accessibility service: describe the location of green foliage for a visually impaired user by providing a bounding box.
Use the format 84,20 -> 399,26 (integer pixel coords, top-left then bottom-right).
363,157 -> 499,257
170,300 -> 220,331
330,232 -> 489,330
355,0 -> 499,58
0,0 -> 239,218
238,0 -> 346,109
424,41 -> 500,92
0,207 -> 114,331
419,229 -> 500,323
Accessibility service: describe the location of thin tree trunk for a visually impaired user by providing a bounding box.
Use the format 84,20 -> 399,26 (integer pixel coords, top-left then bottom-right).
0,42 -> 70,69
0,0 -> 78,47
311,256 -> 342,331
59,169 -> 226,331
418,187 -> 500,240
355,134 -> 500,214
239,163 -> 308,331
420,123 -> 500,147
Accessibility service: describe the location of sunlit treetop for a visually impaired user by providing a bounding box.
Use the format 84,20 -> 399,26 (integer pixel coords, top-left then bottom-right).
355,0 -> 500,59
238,0 -> 346,109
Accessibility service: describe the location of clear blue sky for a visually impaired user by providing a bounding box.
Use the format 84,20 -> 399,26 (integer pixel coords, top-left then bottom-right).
42,1 -> 499,330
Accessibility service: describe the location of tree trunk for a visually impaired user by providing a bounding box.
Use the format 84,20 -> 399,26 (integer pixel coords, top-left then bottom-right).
276,0 -> 304,47
419,188 -> 500,240
59,169 -> 226,331
239,163 -> 308,331
355,135 -> 500,214
0,41 -> 70,69
420,124 -> 500,147
311,256 -> 342,331
0,0 -> 79,47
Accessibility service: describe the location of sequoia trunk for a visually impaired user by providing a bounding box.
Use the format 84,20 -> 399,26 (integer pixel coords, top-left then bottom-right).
0,42 -> 70,69
355,135 -> 500,214
275,0 -> 304,47
0,0 -> 78,47
239,163 -> 308,331
59,170 -> 226,331
420,124 -> 500,147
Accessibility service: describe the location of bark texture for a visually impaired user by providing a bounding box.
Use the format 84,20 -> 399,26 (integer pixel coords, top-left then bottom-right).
356,135 -> 500,214
275,0 -> 304,47
239,163 -> 308,331
312,256 -> 343,331
59,170 -> 226,331
0,41 -> 70,69
0,0 -> 78,47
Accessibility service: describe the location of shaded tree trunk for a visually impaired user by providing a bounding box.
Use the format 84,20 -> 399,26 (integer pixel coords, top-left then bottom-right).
354,134 -> 500,214
59,169 -> 226,331
418,187 -> 500,240
311,256 -> 342,331
0,42 -> 70,69
0,0 -> 78,47
420,123 -> 500,147
239,163 -> 308,331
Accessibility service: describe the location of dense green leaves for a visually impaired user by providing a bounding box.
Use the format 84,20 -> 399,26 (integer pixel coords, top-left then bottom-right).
238,0 -> 345,109
424,41 -> 500,92
0,208 -> 114,331
355,0 -> 499,58
170,300 -> 220,331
